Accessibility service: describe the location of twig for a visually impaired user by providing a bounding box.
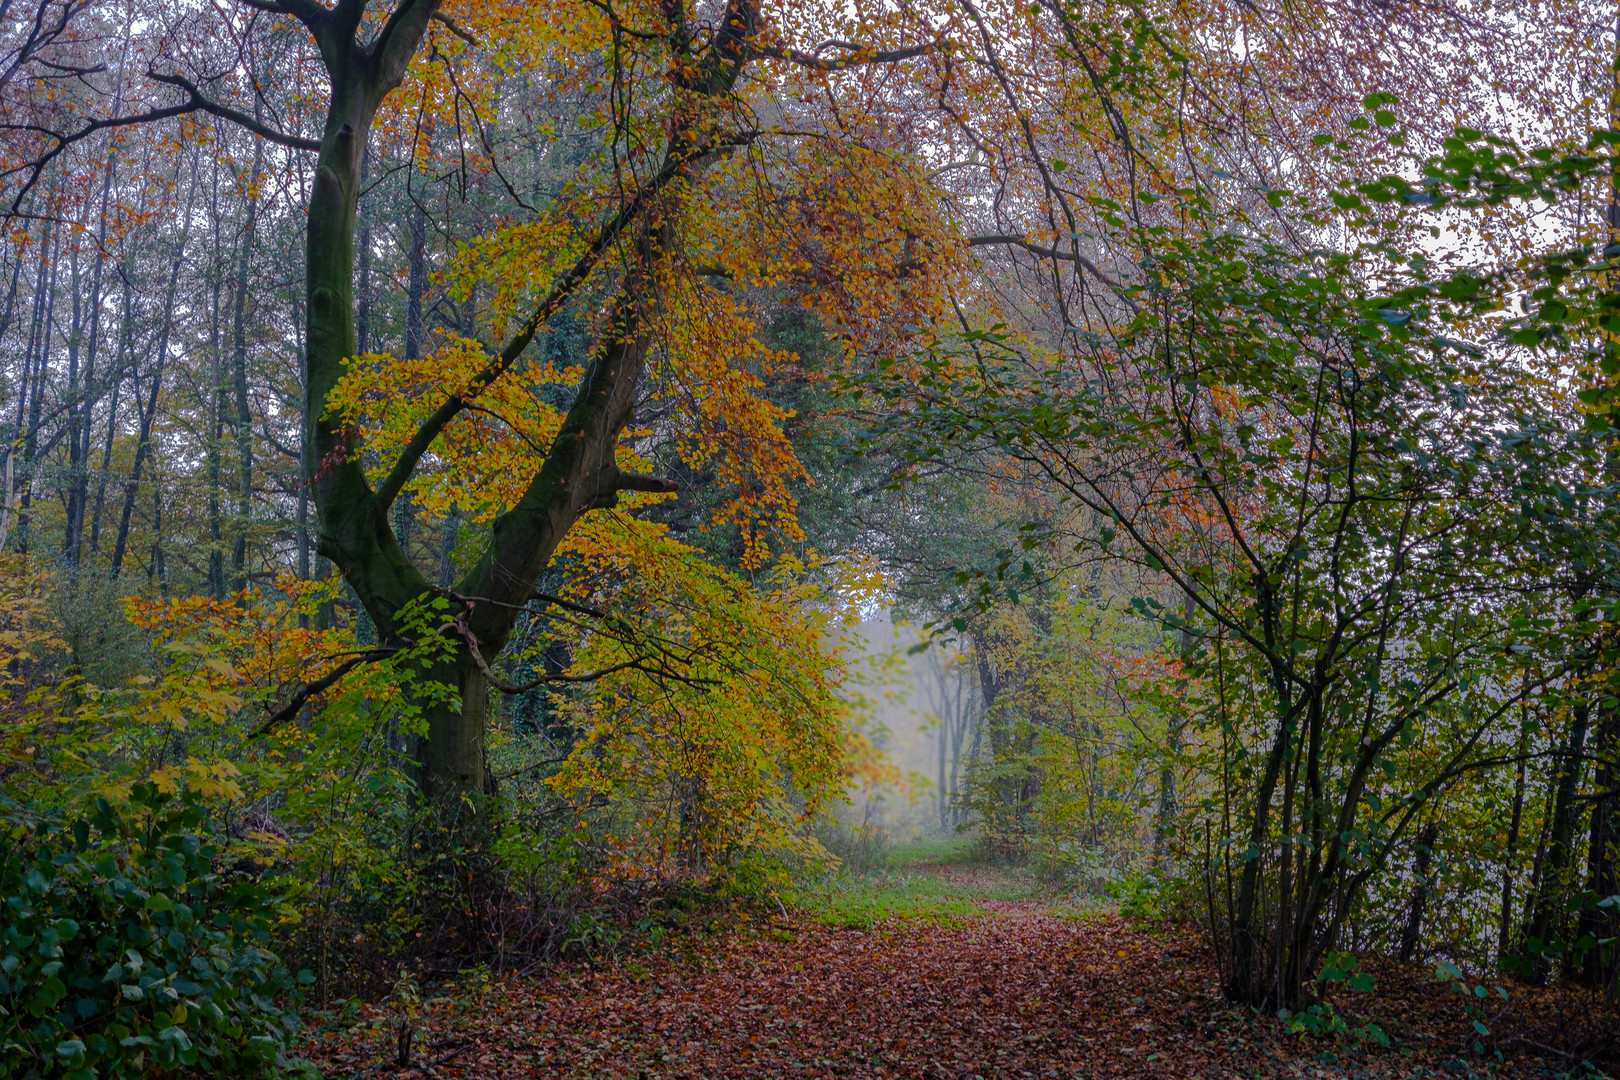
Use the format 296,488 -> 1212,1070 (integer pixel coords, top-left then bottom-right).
248,649 -> 395,739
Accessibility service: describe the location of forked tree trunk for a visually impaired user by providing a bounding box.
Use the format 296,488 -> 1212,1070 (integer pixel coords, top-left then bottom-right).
297,0 -> 746,813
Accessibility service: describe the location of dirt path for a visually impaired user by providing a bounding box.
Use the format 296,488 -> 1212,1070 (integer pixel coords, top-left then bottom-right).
300,870 -> 1604,1079
309,906 -> 1220,1079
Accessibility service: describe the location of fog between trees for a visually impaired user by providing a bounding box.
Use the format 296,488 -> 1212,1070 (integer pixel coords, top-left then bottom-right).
0,0 -> 1617,1071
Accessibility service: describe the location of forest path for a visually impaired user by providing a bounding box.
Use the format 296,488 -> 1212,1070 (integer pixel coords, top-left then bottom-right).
299,855 -> 1566,1078
309,902 -> 1225,1079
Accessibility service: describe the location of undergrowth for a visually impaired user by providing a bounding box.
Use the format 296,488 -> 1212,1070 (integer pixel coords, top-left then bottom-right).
785,869 -> 979,928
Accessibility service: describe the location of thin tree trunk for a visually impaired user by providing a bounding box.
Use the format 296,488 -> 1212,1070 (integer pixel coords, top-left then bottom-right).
61,242 -> 83,558
1499,702 -> 1532,964
937,682 -> 949,830
230,132 -> 265,590
13,218 -> 48,437
0,448 -> 15,552
207,157 -> 227,599
1228,696 -> 1293,1004
1520,698 -> 1592,983
64,153 -> 117,565
435,504 -> 459,587
15,217 -> 57,553
403,195 -> 426,362
89,243 -> 135,558
111,163 -> 197,578
1398,823 -> 1441,962
1576,697 -> 1617,990
0,239 -> 23,368
149,479 -> 167,595
1156,592 -> 1195,862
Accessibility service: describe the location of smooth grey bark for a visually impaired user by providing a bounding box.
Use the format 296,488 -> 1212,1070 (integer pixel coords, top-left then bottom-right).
402,195 -> 426,362
62,243 -> 84,553
89,224 -> 141,559
149,480 -> 167,593
208,157 -> 228,599
1155,593 -> 1195,862
15,215 -> 58,553
230,132 -> 265,590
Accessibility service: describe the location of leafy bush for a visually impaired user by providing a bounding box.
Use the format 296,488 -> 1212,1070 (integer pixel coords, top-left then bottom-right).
1106,872 -> 1163,921
0,785 -> 304,1078
1031,839 -> 1134,895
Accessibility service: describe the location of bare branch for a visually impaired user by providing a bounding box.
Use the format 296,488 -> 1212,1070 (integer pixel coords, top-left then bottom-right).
967,234 -> 1133,302
147,72 -> 321,150
753,38 -> 938,72
248,648 -> 396,739
487,658 -> 649,694
447,598 -> 716,694
614,470 -> 679,494
3,64 -> 320,211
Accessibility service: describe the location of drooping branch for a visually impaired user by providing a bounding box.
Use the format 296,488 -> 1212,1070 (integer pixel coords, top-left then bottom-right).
967,233 -> 1132,301
582,467 -> 681,511
447,595 -> 717,694
146,72 -> 322,150
248,648 -> 397,739
3,70 -> 319,211
429,10 -> 479,47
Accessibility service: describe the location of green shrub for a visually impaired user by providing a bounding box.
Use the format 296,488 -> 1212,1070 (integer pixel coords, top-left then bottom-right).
0,785 -> 304,1079
1106,871 -> 1163,920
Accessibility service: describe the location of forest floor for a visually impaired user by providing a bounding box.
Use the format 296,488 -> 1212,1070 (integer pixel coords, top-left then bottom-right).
298,841 -> 1619,1080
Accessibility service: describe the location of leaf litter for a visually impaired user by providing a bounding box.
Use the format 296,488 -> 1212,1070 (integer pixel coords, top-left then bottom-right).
300,887 -> 1618,1079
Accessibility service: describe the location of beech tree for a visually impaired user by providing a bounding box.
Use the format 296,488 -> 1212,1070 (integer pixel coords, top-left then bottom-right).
3,0 -> 954,812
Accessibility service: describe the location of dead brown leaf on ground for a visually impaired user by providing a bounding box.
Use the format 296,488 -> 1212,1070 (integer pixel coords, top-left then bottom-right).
299,904 -> 1618,1079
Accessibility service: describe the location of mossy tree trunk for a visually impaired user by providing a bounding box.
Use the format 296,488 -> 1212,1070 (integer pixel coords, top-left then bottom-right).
286,0 -> 752,812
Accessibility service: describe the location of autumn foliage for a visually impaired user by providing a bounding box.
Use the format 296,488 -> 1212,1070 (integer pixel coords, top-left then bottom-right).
2,0 -> 1620,1074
